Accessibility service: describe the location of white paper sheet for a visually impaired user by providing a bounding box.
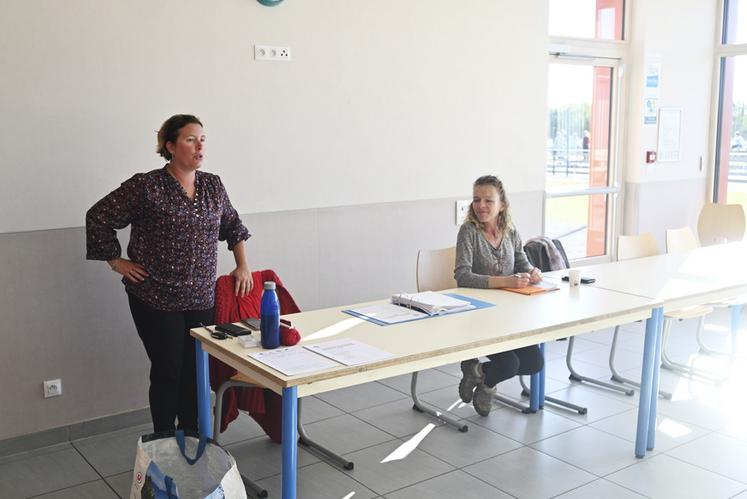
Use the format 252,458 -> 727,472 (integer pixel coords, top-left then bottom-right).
305,339 -> 394,366
249,346 -> 340,376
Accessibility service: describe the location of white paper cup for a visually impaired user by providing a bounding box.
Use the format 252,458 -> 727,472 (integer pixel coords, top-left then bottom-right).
569,269 -> 582,287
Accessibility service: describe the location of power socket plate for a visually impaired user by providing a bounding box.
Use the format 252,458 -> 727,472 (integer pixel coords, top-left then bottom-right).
455,199 -> 471,225
43,379 -> 62,398
254,45 -> 291,62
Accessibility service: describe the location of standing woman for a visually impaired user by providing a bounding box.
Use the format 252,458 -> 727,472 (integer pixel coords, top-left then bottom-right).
454,175 -> 544,416
86,114 -> 252,432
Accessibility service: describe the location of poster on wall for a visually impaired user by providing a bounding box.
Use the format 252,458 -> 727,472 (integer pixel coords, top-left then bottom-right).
644,56 -> 661,125
657,108 -> 681,162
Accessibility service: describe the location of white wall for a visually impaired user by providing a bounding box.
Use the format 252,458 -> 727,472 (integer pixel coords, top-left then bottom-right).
623,0 -> 718,244
0,0 -> 550,441
622,0 -> 717,240
0,0 -> 548,234
0,0 -> 723,443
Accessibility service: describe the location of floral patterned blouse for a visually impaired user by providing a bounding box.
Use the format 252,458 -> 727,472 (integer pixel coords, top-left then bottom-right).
86,167 -> 250,311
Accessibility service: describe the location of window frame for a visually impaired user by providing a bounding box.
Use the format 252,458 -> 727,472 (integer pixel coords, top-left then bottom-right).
546,4 -> 629,265
544,56 -> 623,264
710,0 -> 747,203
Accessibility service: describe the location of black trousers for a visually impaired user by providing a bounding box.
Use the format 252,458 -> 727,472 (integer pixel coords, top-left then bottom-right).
127,293 -> 213,432
483,345 -> 544,388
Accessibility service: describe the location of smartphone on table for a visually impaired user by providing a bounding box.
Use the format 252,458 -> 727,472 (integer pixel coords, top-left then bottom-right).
215,323 -> 252,337
561,275 -> 596,284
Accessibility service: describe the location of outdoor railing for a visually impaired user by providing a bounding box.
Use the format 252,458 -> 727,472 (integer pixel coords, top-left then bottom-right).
546,147 -> 590,176
546,148 -> 747,182
727,151 -> 747,182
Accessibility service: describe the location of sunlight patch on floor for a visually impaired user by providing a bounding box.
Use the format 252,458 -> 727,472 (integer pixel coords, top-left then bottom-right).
381,424 -> 436,463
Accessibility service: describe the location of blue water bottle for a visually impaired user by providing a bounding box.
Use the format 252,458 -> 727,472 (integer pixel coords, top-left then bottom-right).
260,281 -> 280,349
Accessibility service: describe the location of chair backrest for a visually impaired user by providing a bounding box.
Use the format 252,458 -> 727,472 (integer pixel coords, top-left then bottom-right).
665,226 -> 699,253
416,247 -> 457,292
617,233 -> 660,261
524,237 -> 570,272
697,203 -> 746,245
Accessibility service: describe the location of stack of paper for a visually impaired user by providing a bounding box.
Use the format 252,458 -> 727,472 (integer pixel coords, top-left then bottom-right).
391,291 -> 474,315
248,339 -> 395,376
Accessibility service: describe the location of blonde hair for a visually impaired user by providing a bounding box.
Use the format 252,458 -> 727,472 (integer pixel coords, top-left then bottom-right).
465,175 -> 513,235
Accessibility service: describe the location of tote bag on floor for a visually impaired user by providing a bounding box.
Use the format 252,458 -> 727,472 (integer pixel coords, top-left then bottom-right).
130,430 -> 246,499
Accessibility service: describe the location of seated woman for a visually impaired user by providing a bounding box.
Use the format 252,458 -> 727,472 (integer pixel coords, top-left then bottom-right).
454,175 -> 544,416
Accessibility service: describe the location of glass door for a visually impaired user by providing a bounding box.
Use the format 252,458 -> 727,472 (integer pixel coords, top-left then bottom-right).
545,58 -> 620,261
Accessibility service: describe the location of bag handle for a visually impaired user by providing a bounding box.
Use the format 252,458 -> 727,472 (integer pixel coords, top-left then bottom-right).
175,430 -> 207,465
164,475 -> 177,498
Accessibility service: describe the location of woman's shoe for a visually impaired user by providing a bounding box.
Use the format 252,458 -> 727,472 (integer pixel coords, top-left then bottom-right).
458,359 -> 484,403
472,382 -> 496,417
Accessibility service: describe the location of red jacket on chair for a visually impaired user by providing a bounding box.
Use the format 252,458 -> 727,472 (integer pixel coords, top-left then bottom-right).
211,269 -> 301,442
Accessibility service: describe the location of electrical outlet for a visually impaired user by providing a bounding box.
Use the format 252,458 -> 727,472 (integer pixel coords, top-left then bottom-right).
254,45 -> 291,62
43,379 -> 62,398
455,199 -> 471,225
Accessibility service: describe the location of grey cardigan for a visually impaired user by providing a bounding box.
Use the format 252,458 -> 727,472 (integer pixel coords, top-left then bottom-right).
454,222 -> 533,288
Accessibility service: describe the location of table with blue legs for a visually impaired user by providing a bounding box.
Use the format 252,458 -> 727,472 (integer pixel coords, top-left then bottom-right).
192,285 -> 659,499
526,306 -> 663,457
541,241 -> 747,457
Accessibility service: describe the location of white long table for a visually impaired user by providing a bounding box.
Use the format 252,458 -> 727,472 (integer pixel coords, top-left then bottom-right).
543,242 -> 747,458
556,242 -> 747,313
192,285 -> 660,499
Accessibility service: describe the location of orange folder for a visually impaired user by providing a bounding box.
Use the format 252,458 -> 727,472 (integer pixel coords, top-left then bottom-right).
503,281 -> 559,295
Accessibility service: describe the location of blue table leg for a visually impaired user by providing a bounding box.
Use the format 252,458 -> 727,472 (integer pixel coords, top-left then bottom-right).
529,343 -> 546,412
282,386 -> 298,499
195,339 -> 212,439
647,307 -> 665,450
635,307 -> 662,458
539,343 -> 546,409
731,304 -> 742,354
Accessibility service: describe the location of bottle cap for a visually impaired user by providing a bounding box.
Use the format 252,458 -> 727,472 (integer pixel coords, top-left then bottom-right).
263,281 -> 276,290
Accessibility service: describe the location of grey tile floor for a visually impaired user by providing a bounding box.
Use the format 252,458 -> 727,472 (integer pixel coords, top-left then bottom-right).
2,307 -> 747,498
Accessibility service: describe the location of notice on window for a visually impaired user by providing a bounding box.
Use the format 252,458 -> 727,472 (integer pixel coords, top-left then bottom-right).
657,108 -> 682,162
644,56 -> 661,125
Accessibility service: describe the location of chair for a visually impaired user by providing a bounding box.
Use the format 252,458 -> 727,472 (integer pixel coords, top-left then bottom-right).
608,234 -> 716,390
519,238 -> 588,414
211,273 -> 353,498
697,203 -> 746,246
409,246 -> 546,425
416,246 -> 458,293
409,247 -> 468,429
696,202 -> 747,357
667,225 -> 745,357
665,226 -> 699,253
536,239 -> 636,398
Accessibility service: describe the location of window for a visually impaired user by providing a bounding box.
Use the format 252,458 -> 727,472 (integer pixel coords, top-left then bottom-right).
714,1 -> 747,208
546,61 -> 617,260
546,1 -> 626,262
723,0 -> 747,44
548,0 -> 625,41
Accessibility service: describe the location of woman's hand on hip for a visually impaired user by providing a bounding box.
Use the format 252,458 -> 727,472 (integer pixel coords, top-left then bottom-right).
231,266 -> 253,296
108,258 -> 149,283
